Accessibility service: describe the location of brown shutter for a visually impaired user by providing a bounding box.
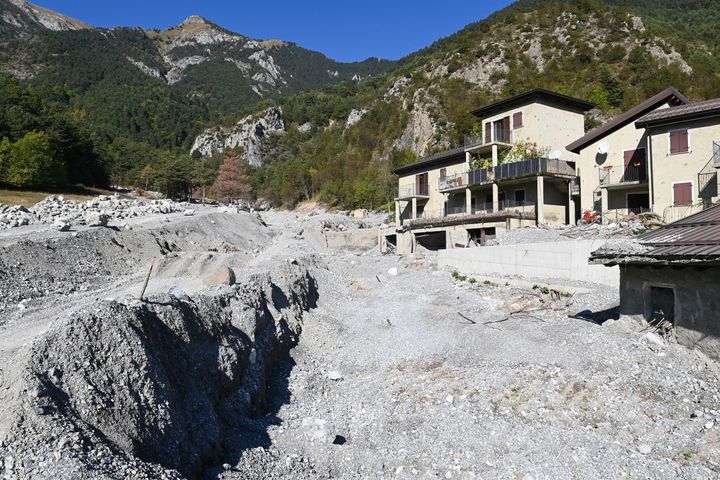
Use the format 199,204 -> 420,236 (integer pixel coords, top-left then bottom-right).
513,112 -> 523,129
623,150 -> 634,168
670,130 -> 689,154
502,116 -> 511,142
673,182 -> 692,206
440,168 -> 446,178
484,123 -> 491,143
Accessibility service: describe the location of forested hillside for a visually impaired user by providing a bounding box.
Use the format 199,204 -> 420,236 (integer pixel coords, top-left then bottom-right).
2,0 -> 720,208
246,0 -> 720,209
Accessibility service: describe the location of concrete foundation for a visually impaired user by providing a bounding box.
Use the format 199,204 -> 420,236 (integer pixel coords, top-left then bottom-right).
618,264 -> 720,359
326,228 -> 379,251
438,239 -> 621,287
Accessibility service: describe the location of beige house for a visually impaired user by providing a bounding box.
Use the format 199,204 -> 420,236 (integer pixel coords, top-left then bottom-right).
635,98 -> 720,223
392,89 -> 592,253
568,88 -> 720,224
566,87 -> 688,222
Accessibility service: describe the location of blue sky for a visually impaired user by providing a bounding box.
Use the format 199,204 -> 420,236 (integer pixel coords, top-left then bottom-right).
34,0 -> 515,62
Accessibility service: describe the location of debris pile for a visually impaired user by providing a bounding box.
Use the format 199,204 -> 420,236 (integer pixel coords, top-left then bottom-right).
0,195 -> 194,230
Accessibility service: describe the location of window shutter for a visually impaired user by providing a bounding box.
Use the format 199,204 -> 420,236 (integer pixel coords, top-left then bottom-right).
440,168 -> 446,179
502,116 -> 511,142
670,130 -> 689,154
484,123 -> 491,143
513,112 -> 523,129
673,182 -> 692,206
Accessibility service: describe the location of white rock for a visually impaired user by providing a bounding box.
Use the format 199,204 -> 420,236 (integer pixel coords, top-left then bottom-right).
705,421 -> 714,430
637,444 -> 651,455
643,332 -> 665,347
387,268 -> 398,276
327,371 -> 343,381
301,417 -> 335,443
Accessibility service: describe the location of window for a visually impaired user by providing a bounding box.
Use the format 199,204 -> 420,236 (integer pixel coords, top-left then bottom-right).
513,111 -> 523,129
514,189 -> 526,203
669,129 -> 689,154
484,123 -> 492,144
415,173 -> 429,196
440,168 -> 447,179
648,286 -> 675,325
673,182 -> 692,206
622,149 -> 646,182
493,117 -> 511,143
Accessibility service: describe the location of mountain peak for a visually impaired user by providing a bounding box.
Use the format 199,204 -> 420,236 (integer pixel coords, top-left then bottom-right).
181,15 -> 208,26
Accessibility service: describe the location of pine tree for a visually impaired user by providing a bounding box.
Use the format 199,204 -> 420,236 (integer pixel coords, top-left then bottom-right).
211,152 -> 251,204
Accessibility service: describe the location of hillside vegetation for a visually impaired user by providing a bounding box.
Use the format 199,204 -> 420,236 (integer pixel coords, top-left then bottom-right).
247,0 -> 720,209
2,0 -> 720,207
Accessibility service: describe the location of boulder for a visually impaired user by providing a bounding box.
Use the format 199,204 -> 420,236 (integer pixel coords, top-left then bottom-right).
203,266 -> 236,286
85,212 -> 109,227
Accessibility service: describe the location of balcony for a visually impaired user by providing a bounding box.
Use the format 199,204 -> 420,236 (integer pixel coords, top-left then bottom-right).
494,157 -> 575,181
407,200 -> 536,229
599,165 -> 648,188
396,183 -> 429,200
464,131 -> 513,149
438,158 -> 575,193
438,172 -> 468,192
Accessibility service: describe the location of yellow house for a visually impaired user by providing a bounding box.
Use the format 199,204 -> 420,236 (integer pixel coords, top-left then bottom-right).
392,89 -> 593,253
567,87 -> 688,223
635,98 -> 720,223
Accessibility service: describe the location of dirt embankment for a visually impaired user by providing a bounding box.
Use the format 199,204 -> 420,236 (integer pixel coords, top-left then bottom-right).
0,257 -> 319,479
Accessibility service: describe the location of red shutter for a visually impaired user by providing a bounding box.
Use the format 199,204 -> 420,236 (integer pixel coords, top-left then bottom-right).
502,116 -> 511,143
673,182 -> 692,206
484,123 -> 491,143
670,130 -> 689,154
513,112 -> 523,129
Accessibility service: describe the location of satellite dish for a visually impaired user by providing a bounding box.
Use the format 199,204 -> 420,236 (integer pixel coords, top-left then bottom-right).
549,150 -> 562,160
597,142 -> 610,155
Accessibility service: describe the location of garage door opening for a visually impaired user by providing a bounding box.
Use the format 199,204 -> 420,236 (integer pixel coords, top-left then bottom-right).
467,227 -> 496,246
415,232 -> 446,251
647,286 -> 675,326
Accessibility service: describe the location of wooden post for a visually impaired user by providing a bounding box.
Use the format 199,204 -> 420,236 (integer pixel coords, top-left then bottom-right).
139,259 -> 156,301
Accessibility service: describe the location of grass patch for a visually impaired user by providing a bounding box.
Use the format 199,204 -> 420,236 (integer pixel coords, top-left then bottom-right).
0,186 -> 119,207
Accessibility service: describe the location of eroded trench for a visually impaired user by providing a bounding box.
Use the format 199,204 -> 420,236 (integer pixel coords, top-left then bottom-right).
0,213 -> 322,478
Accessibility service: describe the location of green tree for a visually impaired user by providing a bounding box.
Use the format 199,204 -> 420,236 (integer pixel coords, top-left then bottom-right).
4,131 -> 66,187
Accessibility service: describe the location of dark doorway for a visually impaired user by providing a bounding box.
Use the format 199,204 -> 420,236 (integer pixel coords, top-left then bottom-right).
415,232 -> 446,251
468,227 -> 496,246
627,193 -> 649,214
648,286 -> 675,325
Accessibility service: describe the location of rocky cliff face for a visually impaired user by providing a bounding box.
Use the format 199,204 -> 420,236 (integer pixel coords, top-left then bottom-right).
191,107 -> 285,165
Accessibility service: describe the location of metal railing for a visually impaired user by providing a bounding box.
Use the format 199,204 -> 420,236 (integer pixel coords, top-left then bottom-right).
663,204 -> 704,224
445,204 -> 468,216
396,183 -> 429,199
464,130 -> 513,148
494,157 -> 575,180
698,141 -> 720,200
599,164 -> 648,186
438,172 -> 468,191
603,208 -> 652,223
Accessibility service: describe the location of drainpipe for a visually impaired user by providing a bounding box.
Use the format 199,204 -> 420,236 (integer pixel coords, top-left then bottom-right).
646,132 -> 655,214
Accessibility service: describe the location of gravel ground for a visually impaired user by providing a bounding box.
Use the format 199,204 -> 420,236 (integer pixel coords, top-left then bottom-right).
0,201 -> 718,479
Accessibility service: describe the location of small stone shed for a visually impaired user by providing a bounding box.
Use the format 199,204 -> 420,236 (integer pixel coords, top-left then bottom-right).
591,205 -> 720,359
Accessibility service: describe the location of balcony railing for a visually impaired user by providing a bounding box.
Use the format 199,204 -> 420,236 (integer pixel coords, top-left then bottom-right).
417,200 -> 536,222
438,172 -> 468,191
396,183 -> 429,199
494,158 -> 575,180
599,165 -> 648,187
464,131 -> 513,148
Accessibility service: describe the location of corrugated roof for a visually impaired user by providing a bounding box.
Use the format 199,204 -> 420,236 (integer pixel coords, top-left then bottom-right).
392,146 -> 467,175
566,87 -> 688,154
471,88 -> 594,119
591,204 -> 720,264
636,97 -> 720,128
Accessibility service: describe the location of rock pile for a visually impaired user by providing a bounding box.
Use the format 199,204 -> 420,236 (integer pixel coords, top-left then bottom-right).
0,195 -> 192,231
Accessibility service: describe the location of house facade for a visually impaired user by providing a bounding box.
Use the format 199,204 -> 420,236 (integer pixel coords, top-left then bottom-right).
635,98 -> 720,223
392,89 -> 592,253
566,87 -> 689,223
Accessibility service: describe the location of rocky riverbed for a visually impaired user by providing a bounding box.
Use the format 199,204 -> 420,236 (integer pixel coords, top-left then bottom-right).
0,201 -> 718,479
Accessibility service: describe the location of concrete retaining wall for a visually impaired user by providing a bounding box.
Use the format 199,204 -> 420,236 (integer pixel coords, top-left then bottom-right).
438,239 -> 620,287
326,228 -> 379,251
